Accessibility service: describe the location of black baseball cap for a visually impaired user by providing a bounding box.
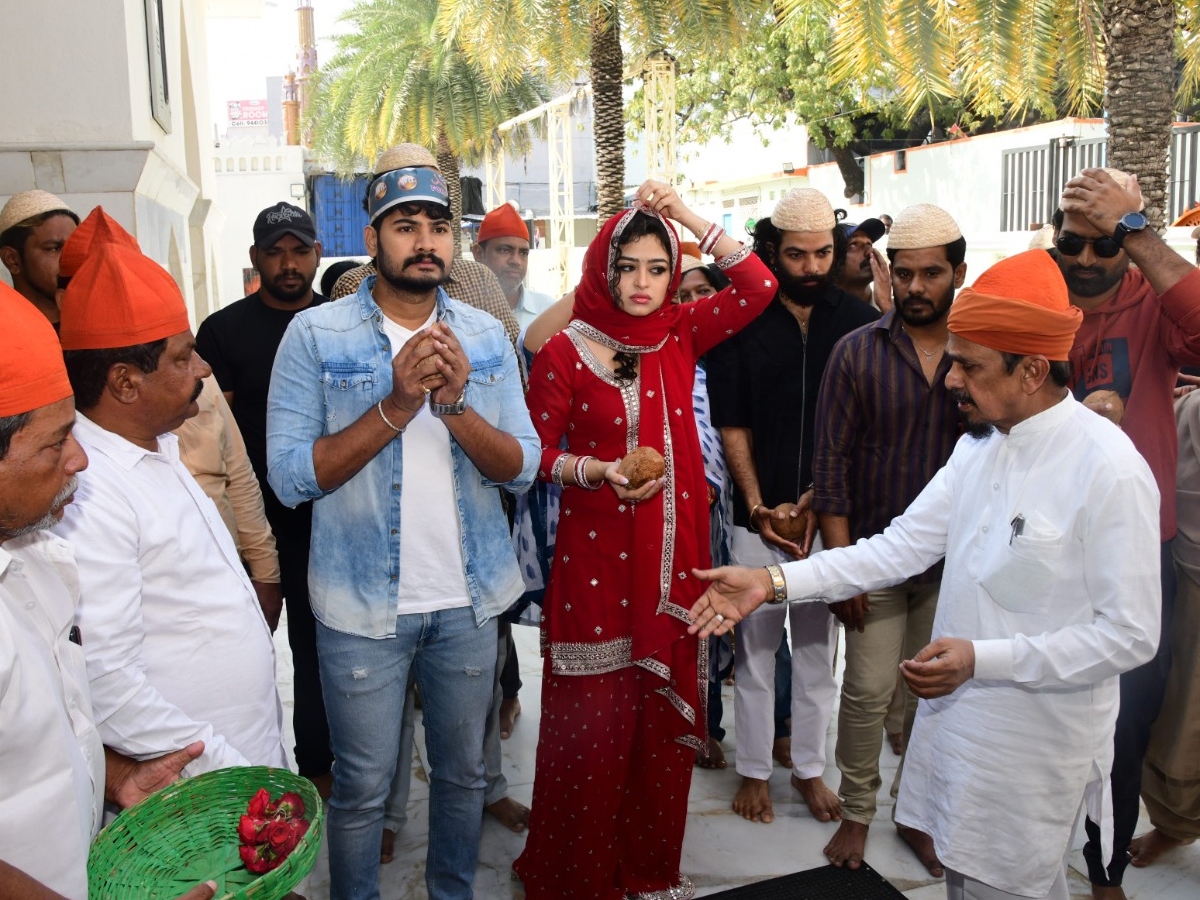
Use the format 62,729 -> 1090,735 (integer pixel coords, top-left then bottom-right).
842,218 -> 886,243
253,202 -> 317,249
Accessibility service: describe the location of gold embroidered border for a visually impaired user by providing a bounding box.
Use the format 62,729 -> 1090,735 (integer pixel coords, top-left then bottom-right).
654,685 -> 696,726
549,636 -> 633,676
628,873 -> 696,900
635,657 -> 672,682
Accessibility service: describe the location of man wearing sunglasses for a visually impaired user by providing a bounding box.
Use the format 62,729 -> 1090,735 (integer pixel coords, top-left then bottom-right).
1054,167 -> 1200,900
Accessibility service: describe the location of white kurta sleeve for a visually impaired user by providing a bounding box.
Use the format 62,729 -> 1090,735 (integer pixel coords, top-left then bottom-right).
781,442 -> 958,600
972,469 -> 1161,686
61,477 -> 250,773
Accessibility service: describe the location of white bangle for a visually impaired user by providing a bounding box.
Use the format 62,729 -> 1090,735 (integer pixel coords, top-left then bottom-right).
377,400 -> 403,434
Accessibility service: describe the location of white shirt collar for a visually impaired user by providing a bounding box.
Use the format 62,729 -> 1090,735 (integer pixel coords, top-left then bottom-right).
1004,392 -> 1078,443
73,413 -> 178,471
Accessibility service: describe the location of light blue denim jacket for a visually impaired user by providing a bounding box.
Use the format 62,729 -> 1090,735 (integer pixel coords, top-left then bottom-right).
266,276 -> 539,637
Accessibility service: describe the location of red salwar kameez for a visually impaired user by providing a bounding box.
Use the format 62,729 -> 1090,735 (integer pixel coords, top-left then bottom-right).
514,205 -> 776,899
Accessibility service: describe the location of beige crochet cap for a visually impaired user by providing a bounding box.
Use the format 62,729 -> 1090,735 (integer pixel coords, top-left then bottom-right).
1028,224 -> 1056,250
375,143 -> 439,174
887,204 -> 962,250
0,190 -> 74,237
680,255 -> 707,274
1191,225 -> 1200,241
771,188 -> 836,233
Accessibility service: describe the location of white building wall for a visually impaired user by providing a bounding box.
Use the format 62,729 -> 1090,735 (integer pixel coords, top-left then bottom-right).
212,140 -> 307,306
0,0 -> 220,324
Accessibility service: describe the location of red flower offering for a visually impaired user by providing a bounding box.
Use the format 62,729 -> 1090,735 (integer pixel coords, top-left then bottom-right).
237,788 -> 311,874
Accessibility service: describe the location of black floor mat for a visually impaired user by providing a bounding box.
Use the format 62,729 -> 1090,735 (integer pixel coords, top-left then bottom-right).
700,862 -> 909,899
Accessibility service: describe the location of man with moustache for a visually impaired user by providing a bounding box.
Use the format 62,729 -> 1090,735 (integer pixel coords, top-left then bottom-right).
707,187 -> 879,825
813,204 -> 966,876
836,218 -> 890,312
267,167 -> 538,900
1049,168 -> 1200,900
195,202 -> 333,789
54,209 -> 287,776
689,249 -> 1161,900
471,202 -> 556,329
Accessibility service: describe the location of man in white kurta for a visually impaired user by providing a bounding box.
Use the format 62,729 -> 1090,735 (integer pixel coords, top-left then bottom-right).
688,250 -> 1161,899
51,207 -> 285,776
0,279 -> 208,900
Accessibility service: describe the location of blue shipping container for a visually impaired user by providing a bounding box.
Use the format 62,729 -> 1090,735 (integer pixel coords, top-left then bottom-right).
311,173 -> 371,257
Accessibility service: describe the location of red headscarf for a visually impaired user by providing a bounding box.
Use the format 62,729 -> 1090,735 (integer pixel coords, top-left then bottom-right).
570,206 -> 707,687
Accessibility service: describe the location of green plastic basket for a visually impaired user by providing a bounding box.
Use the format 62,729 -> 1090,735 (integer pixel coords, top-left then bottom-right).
87,766 -> 323,900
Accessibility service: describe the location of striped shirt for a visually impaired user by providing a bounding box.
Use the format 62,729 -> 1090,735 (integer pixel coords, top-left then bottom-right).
811,310 -> 961,582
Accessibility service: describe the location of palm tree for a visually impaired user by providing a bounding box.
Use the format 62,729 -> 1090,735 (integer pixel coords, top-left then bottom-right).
305,0 -> 548,251
1104,0 -> 1176,229
436,0 -> 765,220
778,0 -> 1200,229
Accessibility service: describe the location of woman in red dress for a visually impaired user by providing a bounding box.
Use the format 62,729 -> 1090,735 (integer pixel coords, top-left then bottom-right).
514,181 -> 776,899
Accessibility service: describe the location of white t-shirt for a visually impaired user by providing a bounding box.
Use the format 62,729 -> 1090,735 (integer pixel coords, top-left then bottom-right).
381,311 -> 472,613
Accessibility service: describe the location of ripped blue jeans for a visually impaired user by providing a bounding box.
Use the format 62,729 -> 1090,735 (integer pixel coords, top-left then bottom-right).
316,608 -> 498,900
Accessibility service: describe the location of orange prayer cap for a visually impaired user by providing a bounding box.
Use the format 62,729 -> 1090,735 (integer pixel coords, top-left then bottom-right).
0,281 -> 73,417
478,203 -> 530,244
59,207 -> 140,280
59,219 -> 191,351
948,249 -> 1082,360
679,241 -> 701,259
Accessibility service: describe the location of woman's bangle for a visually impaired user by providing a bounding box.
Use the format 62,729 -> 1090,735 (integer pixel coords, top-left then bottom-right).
699,225 -> 726,255
573,455 -> 601,490
764,564 -> 788,605
550,453 -> 570,487
377,399 -> 404,434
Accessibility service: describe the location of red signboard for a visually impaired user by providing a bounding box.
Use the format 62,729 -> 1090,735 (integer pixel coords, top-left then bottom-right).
228,99 -> 269,127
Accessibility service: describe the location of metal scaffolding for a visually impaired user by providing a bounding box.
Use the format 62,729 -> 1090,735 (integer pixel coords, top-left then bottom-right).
484,85 -> 590,296
642,51 -> 677,185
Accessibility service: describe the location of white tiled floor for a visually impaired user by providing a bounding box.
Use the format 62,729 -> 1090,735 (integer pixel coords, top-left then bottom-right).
274,619 -> 1200,900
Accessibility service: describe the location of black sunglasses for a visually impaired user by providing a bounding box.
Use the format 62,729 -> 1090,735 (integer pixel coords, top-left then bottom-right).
1054,232 -> 1122,258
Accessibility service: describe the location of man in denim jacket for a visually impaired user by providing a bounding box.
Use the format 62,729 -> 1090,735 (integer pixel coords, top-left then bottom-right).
267,167 -> 538,900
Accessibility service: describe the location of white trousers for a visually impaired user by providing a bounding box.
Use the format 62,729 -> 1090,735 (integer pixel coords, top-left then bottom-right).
944,866 -> 1069,900
730,526 -> 838,781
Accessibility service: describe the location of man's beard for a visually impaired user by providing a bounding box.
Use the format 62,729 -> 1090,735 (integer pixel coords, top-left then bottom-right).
897,286 -> 954,327
0,476 -> 78,540
776,269 -> 834,307
951,389 -> 995,440
261,272 -> 312,304
1058,261 -> 1126,298
377,243 -> 450,294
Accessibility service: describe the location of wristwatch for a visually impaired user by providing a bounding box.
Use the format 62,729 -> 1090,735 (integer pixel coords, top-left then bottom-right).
429,390 -> 467,416
1112,211 -> 1149,247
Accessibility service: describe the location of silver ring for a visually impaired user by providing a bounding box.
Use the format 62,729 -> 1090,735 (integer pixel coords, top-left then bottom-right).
714,614 -> 725,624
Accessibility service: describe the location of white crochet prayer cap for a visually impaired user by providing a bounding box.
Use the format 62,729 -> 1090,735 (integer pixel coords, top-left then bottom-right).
771,188 -> 836,233
886,204 -> 962,250
680,255 -> 707,274
1028,224 -> 1055,250
375,143 -> 439,174
0,190 -> 73,236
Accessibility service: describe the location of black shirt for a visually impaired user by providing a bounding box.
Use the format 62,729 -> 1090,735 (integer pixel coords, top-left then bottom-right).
195,291 -> 330,535
706,287 -> 880,529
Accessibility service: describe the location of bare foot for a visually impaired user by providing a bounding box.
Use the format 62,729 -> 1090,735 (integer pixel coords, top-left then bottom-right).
486,796 -> 531,833
1091,887 -> 1128,900
380,828 -> 396,864
499,697 -> 521,739
887,731 -> 904,756
791,774 -> 842,822
732,777 -> 774,823
897,825 -> 944,877
772,736 -> 793,769
695,736 -> 727,769
824,819 -> 868,868
1129,828 -> 1195,867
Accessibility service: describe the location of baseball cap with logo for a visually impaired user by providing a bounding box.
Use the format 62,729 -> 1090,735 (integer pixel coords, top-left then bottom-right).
253,202 -> 317,249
